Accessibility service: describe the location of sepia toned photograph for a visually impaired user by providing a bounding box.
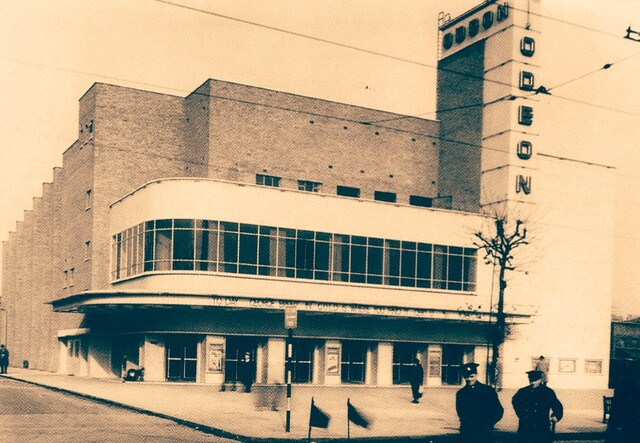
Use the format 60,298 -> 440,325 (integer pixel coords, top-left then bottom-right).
1,1 -> 639,442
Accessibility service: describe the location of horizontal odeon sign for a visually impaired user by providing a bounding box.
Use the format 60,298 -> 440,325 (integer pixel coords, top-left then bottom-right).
440,2 -> 510,53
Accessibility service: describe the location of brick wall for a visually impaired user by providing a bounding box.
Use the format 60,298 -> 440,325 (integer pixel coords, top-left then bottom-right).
436,42 -> 485,212
193,79 -> 440,202
1,78 -> 443,372
87,84 -> 190,289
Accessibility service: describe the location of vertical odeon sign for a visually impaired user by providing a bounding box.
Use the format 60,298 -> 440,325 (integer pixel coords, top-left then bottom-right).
515,34 -> 536,197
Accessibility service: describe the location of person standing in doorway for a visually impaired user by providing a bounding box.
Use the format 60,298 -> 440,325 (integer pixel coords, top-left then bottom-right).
535,355 -> 550,385
456,363 -> 504,443
239,352 -> 255,393
409,357 -> 424,404
0,345 -> 9,374
512,370 -> 563,443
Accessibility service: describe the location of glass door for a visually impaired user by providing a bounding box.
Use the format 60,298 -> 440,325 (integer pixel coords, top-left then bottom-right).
441,344 -> 464,385
393,342 -> 420,384
224,336 -> 258,383
341,341 -> 367,384
166,336 -> 198,381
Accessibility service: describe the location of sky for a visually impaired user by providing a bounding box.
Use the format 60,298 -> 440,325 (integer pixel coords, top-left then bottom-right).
1,0 -> 639,316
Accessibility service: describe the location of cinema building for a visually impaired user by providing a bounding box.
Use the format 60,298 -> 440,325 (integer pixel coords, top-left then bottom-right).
1,0 -> 615,389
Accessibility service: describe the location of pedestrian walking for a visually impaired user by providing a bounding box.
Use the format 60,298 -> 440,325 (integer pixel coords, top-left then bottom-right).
512,369 -> 563,443
535,355 -> 550,385
605,376 -> 640,443
238,352 -> 255,393
0,345 -> 9,374
409,357 -> 424,403
455,362 -> 504,443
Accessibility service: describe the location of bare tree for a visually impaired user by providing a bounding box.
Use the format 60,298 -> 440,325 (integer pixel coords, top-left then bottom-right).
474,214 -> 529,388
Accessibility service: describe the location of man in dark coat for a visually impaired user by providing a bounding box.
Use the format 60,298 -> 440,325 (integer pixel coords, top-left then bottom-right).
512,370 -> 563,443
0,345 -> 9,374
455,362 -> 504,443
409,357 -> 424,404
238,352 -> 256,393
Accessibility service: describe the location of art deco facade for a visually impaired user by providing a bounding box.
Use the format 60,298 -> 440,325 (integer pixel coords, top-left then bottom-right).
1,0 -> 615,389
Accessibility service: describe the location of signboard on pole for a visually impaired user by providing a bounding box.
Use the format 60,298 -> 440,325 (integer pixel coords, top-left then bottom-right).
284,305 -> 298,329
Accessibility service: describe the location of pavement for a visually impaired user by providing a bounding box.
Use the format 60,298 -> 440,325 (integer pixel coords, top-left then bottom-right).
0,367 -> 611,442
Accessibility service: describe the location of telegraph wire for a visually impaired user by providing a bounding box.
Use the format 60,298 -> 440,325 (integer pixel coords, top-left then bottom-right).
509,5 -> 625,39
2,54 -> 632,180
2,6 -> 639,179
546,51 -> 640,92
21,141 -> 640,245
152,0 -> 640,117
151,0 -> 434,68
4,52 -> 629,173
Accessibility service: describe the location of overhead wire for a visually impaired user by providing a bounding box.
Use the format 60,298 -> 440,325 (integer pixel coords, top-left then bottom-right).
150,0 -> 640,118
5,2 -> 640,189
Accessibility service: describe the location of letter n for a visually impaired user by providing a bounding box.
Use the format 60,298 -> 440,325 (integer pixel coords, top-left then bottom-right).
516,175 -> 532,194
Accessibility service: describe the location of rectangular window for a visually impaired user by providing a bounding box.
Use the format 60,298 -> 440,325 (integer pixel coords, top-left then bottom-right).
173,219 -> 195,270
433,245 -> 448,289
256,174 -> 281,187
416,243 -> 433,288
136,224 -> 144,274
298,180 -> 322,193
447,246 -> 463,291
258,226 -> 277,276
195,220 -> 217,271
374,191 -> 397,203
384,240 -> 400,286
400,241 -> 417,287
350,236 -> 367,283
128,226 -> 137,276
366,238 -> 383,285
337,185 -> 360,198
295,230 -> 315,279
332,234 -> 350,282
155,219 -> 173,271
220,222 -> 238,273
239,224 -> 258,274
409,195 -> 433,208
314,232 -> 331,280
277,228 -> 296,278
144,221 -> 155,272
463,248 -> 477,291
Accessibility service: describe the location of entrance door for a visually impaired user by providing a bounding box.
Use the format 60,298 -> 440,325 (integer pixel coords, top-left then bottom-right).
341,341 -> 367,384
291,339 -> 314,383
166,336 -> 198,381
441,345 -> 464,385
393,342 -> 420,384
67,338 -> 85,376
225,336 -> 258,383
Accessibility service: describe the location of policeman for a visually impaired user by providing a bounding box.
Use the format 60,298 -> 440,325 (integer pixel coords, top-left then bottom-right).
455,363 -> 504,443
512,370 -> 563,443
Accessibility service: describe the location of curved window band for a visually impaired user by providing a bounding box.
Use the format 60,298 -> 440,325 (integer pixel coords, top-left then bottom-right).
112,219 -> 477,292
